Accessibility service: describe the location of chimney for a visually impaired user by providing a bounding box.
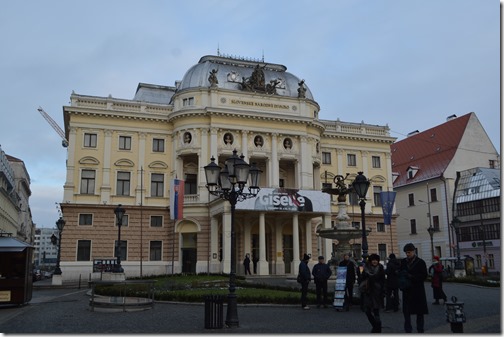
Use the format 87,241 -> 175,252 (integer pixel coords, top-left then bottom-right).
407,130 -> 420,137
446,114 -> 457,121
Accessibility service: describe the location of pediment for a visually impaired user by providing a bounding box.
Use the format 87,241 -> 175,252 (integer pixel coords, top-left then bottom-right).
149,161 -> 168,169
79,156 -> 100,165
114,159 -> 135,167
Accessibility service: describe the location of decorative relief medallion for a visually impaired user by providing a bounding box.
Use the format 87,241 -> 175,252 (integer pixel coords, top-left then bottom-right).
220,97 -> 227,103
292,106 -> 297,111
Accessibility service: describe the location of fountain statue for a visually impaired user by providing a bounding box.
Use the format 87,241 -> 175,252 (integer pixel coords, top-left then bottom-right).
317,173 -> 370,261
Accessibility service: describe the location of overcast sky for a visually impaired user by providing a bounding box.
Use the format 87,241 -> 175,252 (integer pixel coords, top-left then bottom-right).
0,0 -> 500,229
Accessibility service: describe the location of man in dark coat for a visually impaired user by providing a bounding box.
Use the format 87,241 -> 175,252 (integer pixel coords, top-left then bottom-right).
338,253 -> 356,310
360,253 -> 386,333
298,254 -> 311,310
385,253 -> 400,312
312,256 -> 332,308
399,243 -> 428,333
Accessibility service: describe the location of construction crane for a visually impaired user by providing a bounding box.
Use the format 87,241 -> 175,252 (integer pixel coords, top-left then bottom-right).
37,107 -> 68,147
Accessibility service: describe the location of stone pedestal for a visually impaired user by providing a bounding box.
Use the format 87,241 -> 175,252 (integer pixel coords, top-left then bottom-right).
102,272 -> 126,282
52,274 -> 63,286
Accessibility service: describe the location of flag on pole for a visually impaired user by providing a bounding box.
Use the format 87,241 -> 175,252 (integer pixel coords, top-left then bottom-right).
170,179 -> 184,220
380,191 -> 396,225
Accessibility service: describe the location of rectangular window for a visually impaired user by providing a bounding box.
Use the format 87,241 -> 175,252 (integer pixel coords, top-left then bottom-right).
488,254 -> 494,269
183,97 -> 195,106
475,254 -> 482,268
347,154 -> 356,166
489,160 -> 495,169
79,214 -> 93,226
84,133 -> 97,148
150,241 -> 162,261
151,173 -> 164,197
322,152 -> 331,164
372,156 -> 381,168
408,193 -> 415,206
373,186 -> 383,206
116,171 -> 131,196
378,244 -> 387,262
433,216 -> 440,231
80,170 -> 95,194
185,173 -> 198,194
377,222 -> 385,232
153,138 -> 165,152
430,188 -> 437,202
279,179 -> 285,188
150,216 -> 163,227
115,240 -> 127,261
77,240 -> 91,261
410,219 -> 417,234
119,136 -> 132,150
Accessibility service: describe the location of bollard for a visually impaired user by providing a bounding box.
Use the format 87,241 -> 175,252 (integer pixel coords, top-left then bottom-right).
445,295 -> 465,333
204,295 -> 224,329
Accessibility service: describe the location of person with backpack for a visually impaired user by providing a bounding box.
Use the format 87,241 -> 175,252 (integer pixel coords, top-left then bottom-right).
428,256 -> 448,305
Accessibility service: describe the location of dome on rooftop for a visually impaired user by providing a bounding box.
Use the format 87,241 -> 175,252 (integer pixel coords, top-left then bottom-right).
177,55 -> 314,100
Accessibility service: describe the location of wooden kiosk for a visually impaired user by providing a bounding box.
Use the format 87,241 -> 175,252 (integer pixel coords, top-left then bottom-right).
0,236 -> 34,306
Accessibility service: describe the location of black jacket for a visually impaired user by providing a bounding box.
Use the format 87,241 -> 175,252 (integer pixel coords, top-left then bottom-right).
312,262 -> 332,283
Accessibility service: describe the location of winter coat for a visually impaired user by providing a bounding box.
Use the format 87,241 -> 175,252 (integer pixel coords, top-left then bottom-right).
400,255 -> 428,315
360,262 -> 385,310
312,262 -> 332,283
385,257 -> 400,289
429,262 -> 444,288
298,261 -> 311,284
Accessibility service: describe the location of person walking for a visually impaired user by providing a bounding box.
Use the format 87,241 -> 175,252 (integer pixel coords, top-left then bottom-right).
243,254 -> 251,275
298,253 -> 311,310
360,253 -> 385,333
312,256 -> 332,308
399,243 -> 428,333
428,256 -> 447,305
385,253 -> 400,312
338,253 -> 356,310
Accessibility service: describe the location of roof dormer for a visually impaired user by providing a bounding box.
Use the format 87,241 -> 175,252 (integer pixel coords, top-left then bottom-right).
407,166 -> 419,179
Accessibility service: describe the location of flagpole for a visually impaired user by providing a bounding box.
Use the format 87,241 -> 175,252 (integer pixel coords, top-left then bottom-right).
140,167 -> 143,278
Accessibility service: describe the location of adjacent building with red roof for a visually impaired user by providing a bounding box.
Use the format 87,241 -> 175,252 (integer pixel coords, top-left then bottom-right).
391,112 -> 499,268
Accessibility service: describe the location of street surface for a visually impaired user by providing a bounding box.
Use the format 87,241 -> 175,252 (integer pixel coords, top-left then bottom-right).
0,278 -> 499,334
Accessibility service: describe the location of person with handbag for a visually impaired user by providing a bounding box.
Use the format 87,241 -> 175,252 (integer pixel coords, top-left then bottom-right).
312,255 -> 332,308
360,254 -> 385,333
298,253 -> 312,310
399,243 -> 428,333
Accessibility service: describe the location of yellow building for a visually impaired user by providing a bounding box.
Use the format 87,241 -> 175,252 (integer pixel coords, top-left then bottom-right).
60,55 -> 396,280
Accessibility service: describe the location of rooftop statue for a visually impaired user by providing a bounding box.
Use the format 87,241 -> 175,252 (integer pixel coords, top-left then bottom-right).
208,68 -> 219,87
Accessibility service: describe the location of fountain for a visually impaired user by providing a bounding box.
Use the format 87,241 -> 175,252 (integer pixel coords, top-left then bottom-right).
317,173 -> 370,261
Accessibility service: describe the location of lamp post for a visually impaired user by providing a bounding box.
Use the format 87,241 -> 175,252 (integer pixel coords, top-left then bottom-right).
204,149 -> 261,328
53,217 -> 65,275
427,225 -> 435,260
451,217 -> 464,271
114,204 -> 126,273
352,172 -> 370,262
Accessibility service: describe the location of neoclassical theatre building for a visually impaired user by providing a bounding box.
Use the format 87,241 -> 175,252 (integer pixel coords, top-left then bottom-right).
59,54 -> 396,280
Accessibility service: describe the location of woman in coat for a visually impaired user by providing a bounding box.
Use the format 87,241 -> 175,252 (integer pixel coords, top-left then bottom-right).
360,253 -> 385,333
428,256 -> 447,304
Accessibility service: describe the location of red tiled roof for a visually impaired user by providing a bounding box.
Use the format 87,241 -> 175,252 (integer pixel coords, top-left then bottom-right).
391,113 -> 472,187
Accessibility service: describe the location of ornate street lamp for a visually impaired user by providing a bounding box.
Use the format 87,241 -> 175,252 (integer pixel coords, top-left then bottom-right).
114,204 -> 126,273
204,149 -> 261,328
352,172 -> 370,262
53,217 -> 65,275
427,225 -> 435,260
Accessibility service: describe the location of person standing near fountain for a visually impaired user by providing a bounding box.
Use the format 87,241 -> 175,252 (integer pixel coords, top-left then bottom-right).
312,256 -> 332,308
338,253 -> 357,311
360,254 -> 385,333
298,254 -> 312,310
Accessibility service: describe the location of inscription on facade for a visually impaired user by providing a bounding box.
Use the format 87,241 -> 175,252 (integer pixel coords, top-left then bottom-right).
229,99 -> 289,110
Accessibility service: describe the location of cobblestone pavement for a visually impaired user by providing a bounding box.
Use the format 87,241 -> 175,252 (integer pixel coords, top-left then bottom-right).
0,278 -> 499,334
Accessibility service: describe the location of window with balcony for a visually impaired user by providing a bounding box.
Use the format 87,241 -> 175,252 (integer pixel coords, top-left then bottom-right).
185,174 -> 197,194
